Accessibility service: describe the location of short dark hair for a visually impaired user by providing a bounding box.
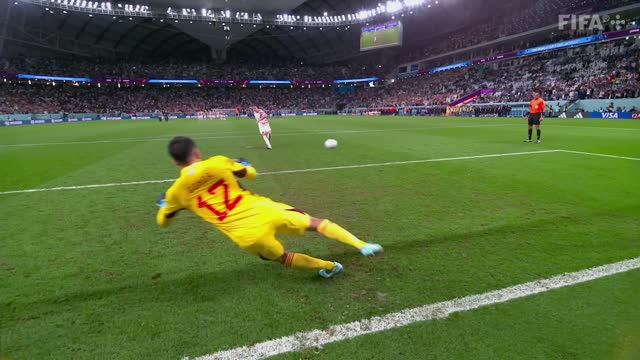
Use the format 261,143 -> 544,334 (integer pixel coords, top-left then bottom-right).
168,136 -> 195,164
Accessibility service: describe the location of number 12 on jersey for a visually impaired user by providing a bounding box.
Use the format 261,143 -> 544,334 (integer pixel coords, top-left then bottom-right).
197,180 -> 243,221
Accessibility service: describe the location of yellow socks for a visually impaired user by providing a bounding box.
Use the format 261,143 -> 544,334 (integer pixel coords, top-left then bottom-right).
283,253 -> 334,270
317,220 -> 367,249
276,220 -> 367,272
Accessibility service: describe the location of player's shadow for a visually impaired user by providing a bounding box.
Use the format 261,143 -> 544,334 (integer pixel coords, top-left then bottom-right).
383,218 -> 555,254
379,207 -> 639,260
6,225 -> 448,322
7,255 -> 352,322
8,208 -> 634,321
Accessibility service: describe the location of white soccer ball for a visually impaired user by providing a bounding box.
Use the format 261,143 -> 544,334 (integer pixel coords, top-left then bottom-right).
324,139 -> 338,149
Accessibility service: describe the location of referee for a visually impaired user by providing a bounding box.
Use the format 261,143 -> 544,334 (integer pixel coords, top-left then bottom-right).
524,91 -> 545,144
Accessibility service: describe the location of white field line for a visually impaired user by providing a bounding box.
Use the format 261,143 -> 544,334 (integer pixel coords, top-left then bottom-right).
0,124 -> 517,148
187,256 -> 640,360
259,150 -> 562,175
1,149 -> 635,196
559,149 -> 640,161
2,123 -> 638,148
0,179 -> 176,195
0,150 -> 560,195
545,124 -> 640,131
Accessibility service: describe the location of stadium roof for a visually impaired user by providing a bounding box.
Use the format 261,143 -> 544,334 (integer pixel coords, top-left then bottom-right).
142,0 -> 309,12
0,0 -> 518,63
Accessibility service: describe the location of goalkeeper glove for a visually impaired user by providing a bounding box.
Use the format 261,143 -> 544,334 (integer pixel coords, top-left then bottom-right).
235,158 -> 251,167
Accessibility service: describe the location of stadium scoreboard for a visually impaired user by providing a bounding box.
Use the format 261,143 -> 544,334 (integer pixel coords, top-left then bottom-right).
360,21 -> 403,51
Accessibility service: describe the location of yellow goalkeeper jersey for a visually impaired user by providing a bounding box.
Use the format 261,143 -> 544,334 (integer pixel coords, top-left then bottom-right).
156,156 -> 269,231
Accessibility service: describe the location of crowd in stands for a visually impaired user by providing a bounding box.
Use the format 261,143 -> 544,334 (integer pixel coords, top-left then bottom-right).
0,58 -> 375,81
376,40 -> 640,107
1,39 -> 638,114
398,0 -> 635,64
0,85 -> 339,114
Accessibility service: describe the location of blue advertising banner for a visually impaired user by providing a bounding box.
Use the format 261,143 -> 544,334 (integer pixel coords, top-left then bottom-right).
333,77 -> 380,84
3,120 -> 29,126
589,112 -> 634,119
248,80 -> 292,85
3,115 -> 149,125
17,74 -> 92,82
1,111 -> 327,127
517,35 -> 603,56
431,61 -> 472,73
147,79 -> 199,84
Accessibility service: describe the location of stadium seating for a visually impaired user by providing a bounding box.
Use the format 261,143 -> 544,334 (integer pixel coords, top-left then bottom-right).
0,35 -> 638,115
572,98 -> 639,112
383,41 -> 640,107
0,59 -> 375,81
397,0 -> 636,64
0,85 -> 340,114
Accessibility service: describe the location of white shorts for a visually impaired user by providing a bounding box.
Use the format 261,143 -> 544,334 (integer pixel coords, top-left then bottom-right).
258,123 -> 272,135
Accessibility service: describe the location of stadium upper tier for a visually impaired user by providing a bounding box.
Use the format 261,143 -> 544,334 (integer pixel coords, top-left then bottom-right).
14,0 -> 432,27
396,0 -> 636,65
4,0 -> 635,64
356,41 -> 639,108
0,59 -> 381,81
1,40 -> 638,115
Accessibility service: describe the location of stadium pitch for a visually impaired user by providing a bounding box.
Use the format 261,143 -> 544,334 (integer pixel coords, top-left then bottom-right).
1,116 -> 639,359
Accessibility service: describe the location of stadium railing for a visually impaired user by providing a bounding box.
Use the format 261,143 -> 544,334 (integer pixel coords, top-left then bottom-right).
571,98 -> 640,112
0,110 -> 331,124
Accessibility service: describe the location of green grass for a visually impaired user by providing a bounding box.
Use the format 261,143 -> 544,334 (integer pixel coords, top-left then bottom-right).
360,26 -> 401,50
1,116 -> 639,359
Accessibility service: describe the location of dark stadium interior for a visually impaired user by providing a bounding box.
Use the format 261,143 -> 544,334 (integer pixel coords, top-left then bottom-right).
0,0 -> 638,114
0,0 -> 519,61
2,1 -> 640,359
1,0 -> 633,62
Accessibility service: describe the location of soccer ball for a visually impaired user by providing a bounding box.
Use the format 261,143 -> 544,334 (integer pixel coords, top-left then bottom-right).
324,139 -> 338,149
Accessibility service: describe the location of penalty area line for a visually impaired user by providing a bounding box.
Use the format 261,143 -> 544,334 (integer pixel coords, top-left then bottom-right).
0,150 -> 560,195
185,256 -> 640,360
259,150 -> 563,175
558,149 -> 640,161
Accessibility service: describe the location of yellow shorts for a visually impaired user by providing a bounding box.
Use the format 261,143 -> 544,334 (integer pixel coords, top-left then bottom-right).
224,201 -> 311,260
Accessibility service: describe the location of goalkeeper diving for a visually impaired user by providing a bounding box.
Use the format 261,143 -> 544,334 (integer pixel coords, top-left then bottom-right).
156,136 -> 383,278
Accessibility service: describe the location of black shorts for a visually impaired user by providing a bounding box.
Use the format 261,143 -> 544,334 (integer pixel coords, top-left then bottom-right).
528,113 -> 542,126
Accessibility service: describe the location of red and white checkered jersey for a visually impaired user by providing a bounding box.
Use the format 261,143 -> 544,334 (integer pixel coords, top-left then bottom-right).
253,109 -> 269,125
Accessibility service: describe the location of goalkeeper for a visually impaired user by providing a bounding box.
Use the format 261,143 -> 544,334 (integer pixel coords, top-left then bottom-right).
156,136 -> 383,278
